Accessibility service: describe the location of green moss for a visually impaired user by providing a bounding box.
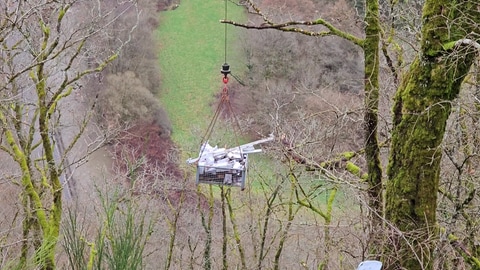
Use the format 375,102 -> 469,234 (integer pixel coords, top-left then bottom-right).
384,0 -> 480,267
363,0 -> 383,224
343,151 -> 356,159
442,41 -> 457,50
345,161 -> 361,177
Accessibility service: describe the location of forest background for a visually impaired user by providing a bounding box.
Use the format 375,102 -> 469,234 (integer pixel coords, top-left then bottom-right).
0,0 -> 479,269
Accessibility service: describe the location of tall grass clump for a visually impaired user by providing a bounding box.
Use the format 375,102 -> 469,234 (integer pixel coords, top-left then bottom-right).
62,188 -> 154,270
97,192 -> 153,270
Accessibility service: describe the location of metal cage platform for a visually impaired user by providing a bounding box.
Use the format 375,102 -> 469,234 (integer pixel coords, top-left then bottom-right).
196,155 -> 248,190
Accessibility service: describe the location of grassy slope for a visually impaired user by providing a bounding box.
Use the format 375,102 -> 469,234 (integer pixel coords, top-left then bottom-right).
156,0 -> 245,160
156,0 -> 348,221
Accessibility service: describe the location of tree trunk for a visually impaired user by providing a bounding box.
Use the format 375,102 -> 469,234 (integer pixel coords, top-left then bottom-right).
363,0 -> 383,255
385,0 -> 479,268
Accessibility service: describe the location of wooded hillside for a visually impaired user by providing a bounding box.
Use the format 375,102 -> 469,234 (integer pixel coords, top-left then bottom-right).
1,0 -> 479,269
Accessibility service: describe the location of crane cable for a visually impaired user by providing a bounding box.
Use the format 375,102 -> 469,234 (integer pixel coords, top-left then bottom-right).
197,0 -> 243,162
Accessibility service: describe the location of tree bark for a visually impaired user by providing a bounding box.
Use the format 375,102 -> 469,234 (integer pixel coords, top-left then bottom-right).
385,0 -> 479,268
363,0 -> 383,255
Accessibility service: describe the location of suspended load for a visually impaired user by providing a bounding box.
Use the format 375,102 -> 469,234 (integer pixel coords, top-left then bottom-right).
187,135 -> 274,189
187,2 -> 274,189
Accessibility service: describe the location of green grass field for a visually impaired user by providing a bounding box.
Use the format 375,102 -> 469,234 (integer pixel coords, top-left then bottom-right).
155,0 -> 348,209
156,0 -> 246,159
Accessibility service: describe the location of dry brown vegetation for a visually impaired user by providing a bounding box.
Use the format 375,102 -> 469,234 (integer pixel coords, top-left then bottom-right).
85,0 -> 177,187
76,0 -> 373,268
2,0 -> 479,268
74,0 -> 480,266
70,0 -> 375,268
233,0 -> 366,163
224,0 -> 480,268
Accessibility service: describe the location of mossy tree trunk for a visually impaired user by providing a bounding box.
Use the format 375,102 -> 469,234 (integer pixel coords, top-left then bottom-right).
385,0 -> 479,268
224,0 -> 480,267
363,0 -> 383,253
0,2 -> 125,269
226,0 -> 384,259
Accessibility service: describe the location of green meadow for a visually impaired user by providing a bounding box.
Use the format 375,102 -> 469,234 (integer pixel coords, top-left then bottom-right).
156,0 -> 345,213
156,0 -> 246,160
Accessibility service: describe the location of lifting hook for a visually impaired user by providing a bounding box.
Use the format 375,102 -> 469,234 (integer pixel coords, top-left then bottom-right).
221,63 -> 230,84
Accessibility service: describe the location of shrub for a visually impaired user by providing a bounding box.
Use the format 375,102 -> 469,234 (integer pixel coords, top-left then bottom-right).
97,71 -> 171,134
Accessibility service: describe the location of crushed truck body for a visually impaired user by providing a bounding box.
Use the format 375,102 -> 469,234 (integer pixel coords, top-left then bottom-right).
187,134 -> 274,189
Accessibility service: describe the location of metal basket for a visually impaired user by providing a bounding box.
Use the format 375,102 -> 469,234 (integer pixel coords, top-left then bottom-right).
196,155 -> 248,190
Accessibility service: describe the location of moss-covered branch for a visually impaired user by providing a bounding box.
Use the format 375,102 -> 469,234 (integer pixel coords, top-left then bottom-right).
0,110 -> 48,236
221,19 -> 364,47
225,189 -> 247,269
443,39 -> 480,51
448,234 -> 480,269
282,138 -> 369,181
221,0 -> 363,46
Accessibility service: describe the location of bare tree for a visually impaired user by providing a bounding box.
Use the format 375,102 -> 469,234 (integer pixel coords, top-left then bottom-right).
222,0 -> 480,268
0,0 -> 138,268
